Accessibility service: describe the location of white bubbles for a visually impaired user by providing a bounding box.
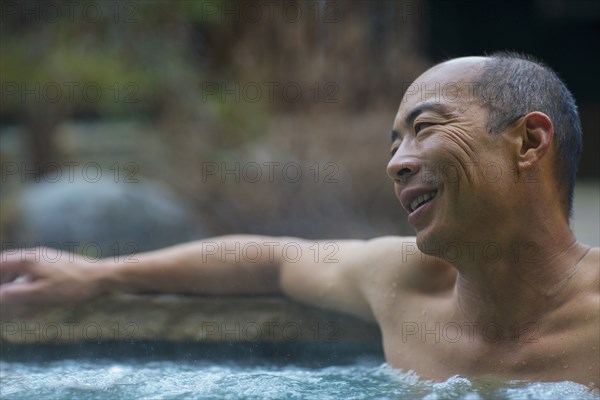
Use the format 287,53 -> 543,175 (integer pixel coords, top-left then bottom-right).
0,359 -> 597,400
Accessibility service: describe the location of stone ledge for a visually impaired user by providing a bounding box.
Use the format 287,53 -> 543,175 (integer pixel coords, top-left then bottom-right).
0,295 -> 381,344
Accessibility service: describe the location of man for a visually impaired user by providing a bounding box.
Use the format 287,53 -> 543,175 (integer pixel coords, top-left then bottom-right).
1,53 -> 598,386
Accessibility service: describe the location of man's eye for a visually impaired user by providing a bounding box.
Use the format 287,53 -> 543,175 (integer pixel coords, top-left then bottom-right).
390,145 -> 399,156
414,122 -> 434,134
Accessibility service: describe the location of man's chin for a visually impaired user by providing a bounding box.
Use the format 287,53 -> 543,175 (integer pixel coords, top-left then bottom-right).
415,230 -> 434,255
414,226 -> 446,259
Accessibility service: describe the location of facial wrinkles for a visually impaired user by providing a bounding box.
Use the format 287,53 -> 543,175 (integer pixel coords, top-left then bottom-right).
430,120 -> 481,186
393,103 -> 459,144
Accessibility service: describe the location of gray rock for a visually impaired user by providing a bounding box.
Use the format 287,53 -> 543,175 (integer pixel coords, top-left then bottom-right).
12,174 -> 207,257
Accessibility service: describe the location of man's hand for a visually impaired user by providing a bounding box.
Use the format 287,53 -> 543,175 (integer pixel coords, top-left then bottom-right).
0,247 -> 107,308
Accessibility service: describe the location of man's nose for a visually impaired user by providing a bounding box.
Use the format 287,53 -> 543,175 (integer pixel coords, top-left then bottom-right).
387,153 -> 421,182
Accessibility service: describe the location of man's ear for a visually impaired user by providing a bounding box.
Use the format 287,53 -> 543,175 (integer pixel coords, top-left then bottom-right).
513,112 -> 554,172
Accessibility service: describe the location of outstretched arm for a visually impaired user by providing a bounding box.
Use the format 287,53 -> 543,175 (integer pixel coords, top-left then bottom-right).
0,235 -> 285,306
0,235 -> 436,322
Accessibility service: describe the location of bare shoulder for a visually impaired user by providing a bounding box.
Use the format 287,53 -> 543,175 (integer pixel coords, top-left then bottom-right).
583,246 -> 599,267
278,236 -> 455,323
545,246 -> 599,326
539,269 -> 600,386
584,247 -> 599,279
575,246 -> 599,295
577,246 -> 599,315
560,245 -> 599,325
351,236 -> 456,324
355,236 -> 457,294
533,246 -> 600,384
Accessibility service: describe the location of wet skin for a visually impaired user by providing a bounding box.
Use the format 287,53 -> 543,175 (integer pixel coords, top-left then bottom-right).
376,57 -> 599,385
1,57 -> 598,387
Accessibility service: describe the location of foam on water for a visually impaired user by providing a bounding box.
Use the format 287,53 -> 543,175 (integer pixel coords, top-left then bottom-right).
0,360 -> 597,400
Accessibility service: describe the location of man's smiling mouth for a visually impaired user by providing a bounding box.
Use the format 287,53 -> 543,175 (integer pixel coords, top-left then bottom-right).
410,190 -> 438,213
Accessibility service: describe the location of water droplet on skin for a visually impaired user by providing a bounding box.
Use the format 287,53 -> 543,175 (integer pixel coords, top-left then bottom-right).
563,365 -> 569,369
391,293 -> 397,299
562,350 -> 566,355
521,361 -> 527,366
588,366 -> 593,370
392,282 -> 397,288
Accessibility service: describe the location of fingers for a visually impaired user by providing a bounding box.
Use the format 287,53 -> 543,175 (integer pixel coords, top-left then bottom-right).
0,271 -> 20,285
0,251 -> 32,285
0,247 -> 63,284
0,250 -> 42,310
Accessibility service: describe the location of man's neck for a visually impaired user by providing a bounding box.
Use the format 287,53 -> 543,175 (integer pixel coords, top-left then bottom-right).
449,223 -> 590,336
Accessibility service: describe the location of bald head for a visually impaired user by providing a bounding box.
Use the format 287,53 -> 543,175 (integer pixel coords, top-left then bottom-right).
398,53 -> 582,218
423,56 -> 488,79
398,57 -> 488,111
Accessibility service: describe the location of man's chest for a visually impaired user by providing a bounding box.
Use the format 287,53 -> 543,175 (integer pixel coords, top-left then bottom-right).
378,319 -> 598,385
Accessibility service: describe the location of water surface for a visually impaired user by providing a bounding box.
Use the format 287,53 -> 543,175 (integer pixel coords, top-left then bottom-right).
0,343 -> 597,400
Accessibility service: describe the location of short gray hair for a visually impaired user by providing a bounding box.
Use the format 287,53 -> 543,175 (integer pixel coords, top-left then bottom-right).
473,52 -> 583,218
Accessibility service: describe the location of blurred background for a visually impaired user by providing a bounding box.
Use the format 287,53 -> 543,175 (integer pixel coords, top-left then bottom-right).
1,0 -> 598,258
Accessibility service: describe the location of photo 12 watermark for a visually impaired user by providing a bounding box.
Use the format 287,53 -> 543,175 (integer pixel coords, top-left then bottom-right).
200,241 -> 340,264
1,242 -> 140,264
199,320 -> 339,343
200,81 -> 339,104
400,80 -> 520,105
400,321 -> 539,344
387,161 -> 540,186
201,161 -> 340,184
1,161 -> 140,184
196,1 -> 340,24
0,321 -> 140,344
0,1 -> 139,24
1,81 -> 140,105
401,241 -> 541,264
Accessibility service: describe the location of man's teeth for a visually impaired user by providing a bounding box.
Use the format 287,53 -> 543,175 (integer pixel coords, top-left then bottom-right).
411,191 -> 437,212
